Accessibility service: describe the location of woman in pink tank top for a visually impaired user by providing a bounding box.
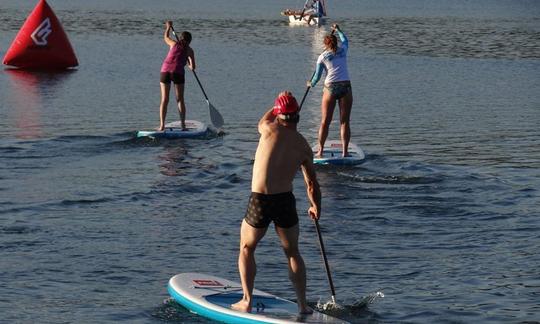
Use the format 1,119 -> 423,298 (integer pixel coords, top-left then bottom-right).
158,21 -> 195,131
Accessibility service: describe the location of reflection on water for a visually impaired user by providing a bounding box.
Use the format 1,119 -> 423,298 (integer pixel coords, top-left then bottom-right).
4,69 -> 75,139
158,144 -> 190,177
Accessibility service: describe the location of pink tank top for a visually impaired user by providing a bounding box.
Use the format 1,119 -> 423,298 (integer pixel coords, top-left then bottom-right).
160,42 -> 188,74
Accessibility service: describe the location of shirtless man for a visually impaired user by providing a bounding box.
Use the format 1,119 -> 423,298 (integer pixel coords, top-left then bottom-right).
231,91 -> 321,314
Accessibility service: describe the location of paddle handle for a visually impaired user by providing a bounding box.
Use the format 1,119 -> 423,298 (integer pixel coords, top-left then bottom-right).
314,220 -> 336,300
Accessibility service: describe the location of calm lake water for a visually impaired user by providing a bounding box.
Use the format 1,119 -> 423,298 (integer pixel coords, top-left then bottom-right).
1,0 -> 539,323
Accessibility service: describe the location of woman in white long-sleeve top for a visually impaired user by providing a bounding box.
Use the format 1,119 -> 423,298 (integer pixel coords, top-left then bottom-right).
308,24 -> 352,158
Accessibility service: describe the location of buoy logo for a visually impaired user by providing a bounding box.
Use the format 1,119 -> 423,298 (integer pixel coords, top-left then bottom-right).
31,18 -> 52,46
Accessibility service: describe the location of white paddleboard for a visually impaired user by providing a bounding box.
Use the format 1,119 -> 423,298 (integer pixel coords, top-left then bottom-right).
313,140 -> 365,165
137,120 -> 207,139
168,273 -> 349,324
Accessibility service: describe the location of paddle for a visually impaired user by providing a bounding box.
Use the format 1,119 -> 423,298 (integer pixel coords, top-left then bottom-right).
298,85 -> 311,111
314,219 -> 337,304
297,8 -> 306,21
297,0 -> 308,20
170,27 -> 225,128
190,70 -> 225,128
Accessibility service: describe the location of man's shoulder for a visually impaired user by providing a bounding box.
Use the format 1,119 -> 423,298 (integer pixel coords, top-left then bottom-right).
260,119 -> 277,130
295,131 -> 308,143
293,132 -> 312,154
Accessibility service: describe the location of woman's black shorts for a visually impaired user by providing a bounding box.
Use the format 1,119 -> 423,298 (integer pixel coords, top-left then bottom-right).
160,72 -> 185,84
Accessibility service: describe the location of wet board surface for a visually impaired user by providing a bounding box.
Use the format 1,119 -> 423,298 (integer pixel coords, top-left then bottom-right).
168,273 -> 349,324
313,140 -> 365,165
137,120 -> 207,138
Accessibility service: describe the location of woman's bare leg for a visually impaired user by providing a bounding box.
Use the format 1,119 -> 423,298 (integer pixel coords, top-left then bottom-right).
174,83 -> 186,130
338,90 -> 353,157
317,90 -> 337,158
159,82 -> 171,131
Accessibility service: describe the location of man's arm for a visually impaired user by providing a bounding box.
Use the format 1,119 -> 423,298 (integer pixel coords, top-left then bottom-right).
258,107 -> 276,134
301,149 -> 321,220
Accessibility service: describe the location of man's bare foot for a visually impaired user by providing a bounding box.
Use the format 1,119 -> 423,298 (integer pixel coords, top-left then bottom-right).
315,150 -> 323,158
181,124 -> 187,131
342,152 -> 351,158
231,299 -> 251,313
157,126 -> 164,131
299,306 -> 313,314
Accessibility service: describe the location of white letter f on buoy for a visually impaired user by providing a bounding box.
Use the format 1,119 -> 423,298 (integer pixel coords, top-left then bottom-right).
31,18 -> 52,46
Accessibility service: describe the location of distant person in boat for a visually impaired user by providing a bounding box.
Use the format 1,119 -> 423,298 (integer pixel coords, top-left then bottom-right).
303,0 -> 326,17
231,91 -> 321,315
308,23 -> 352,158
158,21 -> 195,131
282,0 -> 325,22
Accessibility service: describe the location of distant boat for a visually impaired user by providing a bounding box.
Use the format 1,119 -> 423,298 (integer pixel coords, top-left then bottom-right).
281,0 -> 327,26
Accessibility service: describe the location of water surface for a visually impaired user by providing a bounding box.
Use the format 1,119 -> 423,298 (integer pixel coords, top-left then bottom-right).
1,0 -> 539,323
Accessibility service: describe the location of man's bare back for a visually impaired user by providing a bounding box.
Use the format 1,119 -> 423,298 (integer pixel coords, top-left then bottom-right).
251,118 -> 312,194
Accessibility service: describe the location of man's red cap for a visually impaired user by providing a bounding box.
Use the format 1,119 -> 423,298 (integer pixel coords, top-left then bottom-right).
273,92 -> 299,116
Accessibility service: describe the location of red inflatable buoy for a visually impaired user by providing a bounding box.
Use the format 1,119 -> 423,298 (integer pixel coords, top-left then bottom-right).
3,0 -> 78,69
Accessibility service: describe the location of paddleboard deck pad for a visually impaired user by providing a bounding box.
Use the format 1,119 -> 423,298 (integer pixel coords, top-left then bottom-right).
168,273 -> 349,323
313,140 -> 365,165
137,120 -> 207,138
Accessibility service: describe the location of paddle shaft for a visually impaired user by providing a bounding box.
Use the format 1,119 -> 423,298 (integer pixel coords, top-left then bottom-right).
298,86 -> 310,111
298,8 -> 306,20
297,0 -> 308,20
191,70 -> 210,101
314,220 -> 336,302
170,26 -> 181,42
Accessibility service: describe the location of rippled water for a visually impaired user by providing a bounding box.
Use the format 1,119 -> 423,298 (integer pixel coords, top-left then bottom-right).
2,5 -> 539,60
1,0 -> 539,323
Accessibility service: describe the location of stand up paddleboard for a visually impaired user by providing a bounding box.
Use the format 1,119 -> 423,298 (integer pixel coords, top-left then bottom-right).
313,140 -> 365,165
137,120 -> 207,139
168,273 -> 349,324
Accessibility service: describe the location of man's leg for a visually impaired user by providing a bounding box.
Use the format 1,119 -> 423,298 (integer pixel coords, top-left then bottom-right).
275,224 -> 313,314
231,220 -> 268,313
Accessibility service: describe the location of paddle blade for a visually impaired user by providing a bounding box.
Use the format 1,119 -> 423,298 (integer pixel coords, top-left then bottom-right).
207,101 -> 224,128
316,299 -> 344,312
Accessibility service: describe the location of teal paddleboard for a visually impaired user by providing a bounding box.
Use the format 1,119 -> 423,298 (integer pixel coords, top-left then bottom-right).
168,273 -> 349,323
137,120 -> 207,139
313,140 -> 365,165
